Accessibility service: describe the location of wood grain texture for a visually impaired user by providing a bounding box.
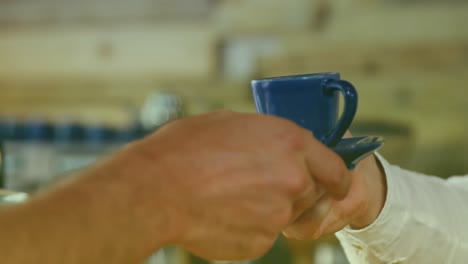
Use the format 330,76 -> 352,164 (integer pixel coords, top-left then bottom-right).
0,0 -> 213,26
0,24 -> 219,81
213,0 -> 315,33
0,0 -> 466,176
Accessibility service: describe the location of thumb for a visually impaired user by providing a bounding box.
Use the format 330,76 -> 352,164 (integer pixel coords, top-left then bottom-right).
303,135 -> 351,200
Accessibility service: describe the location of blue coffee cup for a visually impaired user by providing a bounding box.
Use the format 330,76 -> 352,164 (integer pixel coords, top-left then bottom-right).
251,72 -> 358,147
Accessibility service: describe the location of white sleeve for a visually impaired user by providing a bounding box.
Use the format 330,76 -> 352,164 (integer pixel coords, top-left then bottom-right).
335,153 -> 468,264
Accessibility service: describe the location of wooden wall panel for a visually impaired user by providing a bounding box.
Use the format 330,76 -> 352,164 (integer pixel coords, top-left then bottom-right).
213,0 -> 316,33
0,24 -> 218,81
327,5 -> 468,43
0,0 -> 466,175
0,79 -> 251,125
257,41 -> 468,76
0,0 -> 213,26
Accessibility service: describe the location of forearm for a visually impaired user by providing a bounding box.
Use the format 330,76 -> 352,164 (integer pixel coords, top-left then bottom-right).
0,144 -> 171,264
337,155 -> 468,263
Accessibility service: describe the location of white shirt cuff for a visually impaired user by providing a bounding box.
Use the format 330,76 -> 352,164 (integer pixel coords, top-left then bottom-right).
336,153 -> 409,260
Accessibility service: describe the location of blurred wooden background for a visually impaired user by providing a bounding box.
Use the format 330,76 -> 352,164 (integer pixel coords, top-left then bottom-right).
0,0 -> 467,174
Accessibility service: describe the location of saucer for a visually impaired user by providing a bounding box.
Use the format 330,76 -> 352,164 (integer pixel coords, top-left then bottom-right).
331,136 -> 384,169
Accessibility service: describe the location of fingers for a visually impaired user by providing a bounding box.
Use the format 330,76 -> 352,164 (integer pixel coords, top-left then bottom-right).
255,116 -> 351,200
303,134 -> 352,200
283,194 -> 334,240
290,183 -> 326,224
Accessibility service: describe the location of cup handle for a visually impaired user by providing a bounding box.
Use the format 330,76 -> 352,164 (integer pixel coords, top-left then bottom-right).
322,79 -> 358,147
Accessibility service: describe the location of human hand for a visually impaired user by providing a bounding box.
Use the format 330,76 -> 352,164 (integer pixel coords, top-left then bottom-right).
283,132 -> 387,240
129,111 -> 351,260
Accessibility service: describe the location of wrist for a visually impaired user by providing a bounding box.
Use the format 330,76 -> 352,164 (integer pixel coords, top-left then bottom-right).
350,155 -> 387,229
92,141 -> 182,251
50,141 -> 181,261
0,171 -> 165,264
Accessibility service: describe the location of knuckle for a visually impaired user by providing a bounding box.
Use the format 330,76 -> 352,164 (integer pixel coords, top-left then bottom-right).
327,172 -> 343,188
284,171 -> 309,195
328,160 -> 348,186
275,125 -> 309,152
317,153 -> 348,190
